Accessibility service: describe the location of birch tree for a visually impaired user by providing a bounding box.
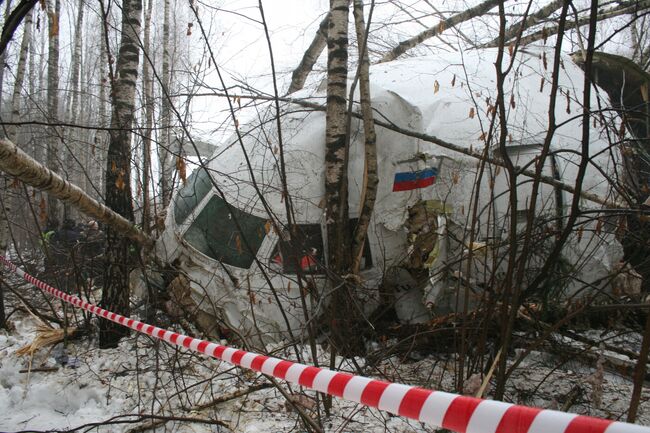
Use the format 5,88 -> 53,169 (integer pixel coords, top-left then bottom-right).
141,0 -> 154,231
46,0 -> 61,227
350,0 -> 377,275
100,0 -> 143,349
324,0 -> 358,354
7,10 -> 31,144
158,0 -> 173,208
65,0 -> 86,199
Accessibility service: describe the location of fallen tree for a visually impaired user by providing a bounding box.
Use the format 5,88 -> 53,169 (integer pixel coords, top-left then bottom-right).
0,138 -> 153,249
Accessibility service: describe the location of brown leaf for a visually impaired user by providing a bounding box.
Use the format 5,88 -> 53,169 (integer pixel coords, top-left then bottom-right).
438,21 -> 446,33
176,156 -> 187,185
577,225 -> 584,243
48,12 -> 59,37
542,52 -> 548,71
115,171 -> 125,190
469,107 -> 475,119
234,118 -> 239,128
451,74 -> 456,87
539,77 -> 545,93
565,90 -> 571,114
10,178 -> 20,189
508,43 -> 514,57
478,131 -> 487,142
111,161 -> 117,173
595,218 -> 603,235
433,80 -> 440,94
452,171 -> 460,184
542,27 -> 549,44
264,221 -> 272,234
510,94 -> 515,109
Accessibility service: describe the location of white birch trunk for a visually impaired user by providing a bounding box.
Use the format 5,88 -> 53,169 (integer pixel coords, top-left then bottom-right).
158,0 -> 174,208
46,0 -> 61,226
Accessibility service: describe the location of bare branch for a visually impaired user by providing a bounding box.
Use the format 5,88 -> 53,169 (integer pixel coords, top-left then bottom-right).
287,12 -> 330,94
482,0 -> 564,48
377,0 -> 500,64
517,0 -> 650,46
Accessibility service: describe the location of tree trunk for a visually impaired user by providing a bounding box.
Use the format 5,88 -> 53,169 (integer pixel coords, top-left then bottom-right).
325,0 -> 357,354
1,8 -> 32,299
0,0 -> 12,105
350,0 -> 378,275
0,0 -> 12,330
100,0 -> 143,348
158,0 -> 173,208
96,22 -> 110,198
46,0 -> 61,227
65,0 -> 86,202
287,12 -> 329,95
141,0 -> 153,232
7,10 -> 31,143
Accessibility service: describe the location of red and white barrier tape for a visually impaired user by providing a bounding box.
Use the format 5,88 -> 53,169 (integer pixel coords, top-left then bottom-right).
2,255 -> 649,433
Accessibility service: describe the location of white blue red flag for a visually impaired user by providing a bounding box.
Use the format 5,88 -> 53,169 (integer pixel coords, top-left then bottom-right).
392,167 -> 438,192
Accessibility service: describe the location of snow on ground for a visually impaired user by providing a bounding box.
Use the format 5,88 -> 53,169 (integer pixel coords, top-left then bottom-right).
1,310 -> 650,432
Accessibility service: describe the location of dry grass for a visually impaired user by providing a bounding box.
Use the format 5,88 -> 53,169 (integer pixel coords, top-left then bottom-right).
16,325 -> 77,357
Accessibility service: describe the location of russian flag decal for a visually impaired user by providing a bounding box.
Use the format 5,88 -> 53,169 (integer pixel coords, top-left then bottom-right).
392,167 -> 438,192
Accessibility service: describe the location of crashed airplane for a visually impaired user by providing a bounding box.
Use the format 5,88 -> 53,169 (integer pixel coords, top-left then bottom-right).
155,48 -> 626,344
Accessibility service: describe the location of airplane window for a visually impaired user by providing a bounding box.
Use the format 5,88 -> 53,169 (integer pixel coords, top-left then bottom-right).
269,220 -> 373,273
174,167 -> 213,225
270,224 -> 324,274
183,195 -> 268,269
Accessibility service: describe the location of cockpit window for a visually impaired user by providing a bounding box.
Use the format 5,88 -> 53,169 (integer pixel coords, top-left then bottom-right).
183,195 -> 268,269
174,167 -> 213,225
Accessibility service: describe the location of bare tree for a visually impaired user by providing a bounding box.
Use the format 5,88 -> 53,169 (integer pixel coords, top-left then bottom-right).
140,0 -> 154,232
100,0 -> 143,349
158,0 -> 173,208
350,0 -> 377,275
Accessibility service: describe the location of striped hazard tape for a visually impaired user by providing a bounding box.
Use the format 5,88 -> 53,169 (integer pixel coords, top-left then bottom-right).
2,255 -> 649,433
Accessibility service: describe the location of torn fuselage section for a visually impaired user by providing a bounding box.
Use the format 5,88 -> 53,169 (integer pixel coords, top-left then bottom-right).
153,49 -> 625,343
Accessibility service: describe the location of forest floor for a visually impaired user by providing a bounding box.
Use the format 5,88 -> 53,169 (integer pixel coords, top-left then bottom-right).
1,289 -> 650,432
